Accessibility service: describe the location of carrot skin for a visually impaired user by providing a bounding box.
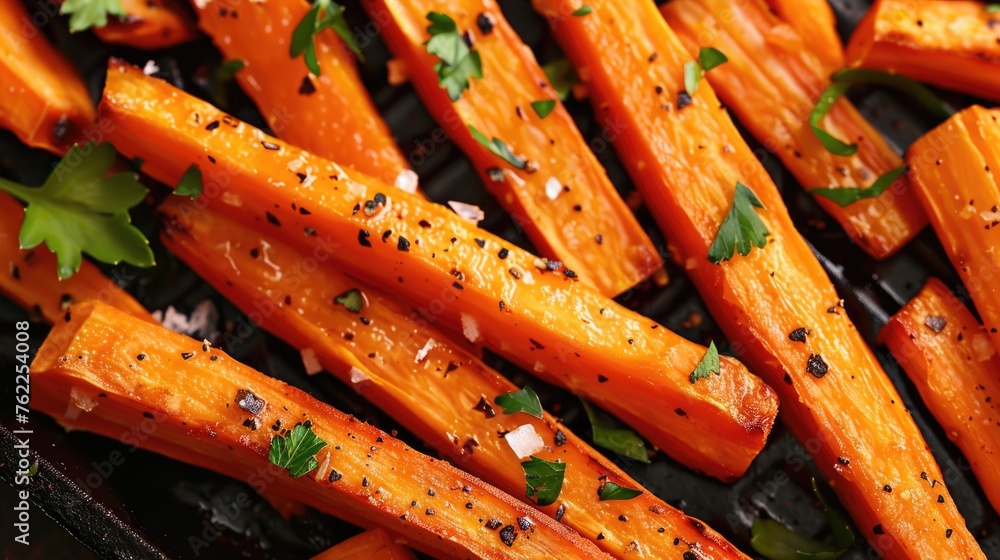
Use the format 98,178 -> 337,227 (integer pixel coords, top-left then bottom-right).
532,1 -> 985,558
847,0 -> 1000,103
311,529 -> 417,560
661,0 -> 927,259
878,278 -> 1000,516
907,105 -> 1000,353
762,0 -> 843,74
100,60 -> 778,482
56,0 -> 198,49
362,0 -> 662,296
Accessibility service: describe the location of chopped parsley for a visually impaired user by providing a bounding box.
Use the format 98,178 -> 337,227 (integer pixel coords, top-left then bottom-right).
598,481 -> 642,501
689,341 -> 721,383
987,4 -> 1000,13
469,125 -> 527,169
581,399 -> 649,463
542,59 -> 579,101
268,421 -> 327,478
174,164 -> 204,199
291,0 -> 362,77
0,142 -> 153,279
684,47 -> 728,95
530,99 -> 557,119
811,166 -> 907,207
522,456 -> 565,506
571,5 -> 592,16
334,288 -> 363,313
494,386 -> 542,418
751,479 -> 854,559
426,12 -> 483,101
60,0 -> 125,32
707,183 -> 770,263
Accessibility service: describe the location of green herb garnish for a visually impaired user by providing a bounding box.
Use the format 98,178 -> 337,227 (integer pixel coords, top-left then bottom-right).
530,99 -> 557,119
291,0 -> 362,77
689,341 -> 721,383
542,59 -> 580,101
60,0 -> 125,32
707,183 -> 770,263
750,479 -> 855,560
987,4 -> 1000,13
469,125 -> 527,169
684,47 -> 728,95
0,142 -> 153,280
426,12 -> 483,101
494,386 -> 542,418
580,399 -> 649,463
174,164 -> 204,199
212,59 -> 246,108
811,166 -> 907,207
598,481 -> 642,501
334,288 -> 363,313
268,421 -> 327,478
571,5 -> 592,16
522,456 -> 566,506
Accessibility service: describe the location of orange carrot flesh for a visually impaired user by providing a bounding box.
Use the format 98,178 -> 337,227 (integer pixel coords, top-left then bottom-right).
157,196 -> 751,559
762,0 -> 843,74
191,0 -> 411,187
30,301 -> 611,560
100,60 -> 778,482
0,0 -> 95,153
878,278 -> 1000,516
56,0 -> 198,49
362,0 -> 662,296
661,0 -> 927,260
312,529 -> 417,560
847,0 -> 1000,103
0,192 -> 152,324
532,1 -> 984,558
907,105 -> 1000,353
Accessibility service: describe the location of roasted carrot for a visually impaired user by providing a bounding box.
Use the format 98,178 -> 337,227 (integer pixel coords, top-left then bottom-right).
878,278 -> 1000,516
190,0 -> 411,187
56,0 -> 198,49
762,0 -> 842,74
362,0 -> 662,296
31,301 -> 610,560
661,0 -> 927,259
101,60 -> 778,482
158,196 -> 751,558
847,0 -> 1000,103
0,0 -> 94,153
312,529 -> 416,560
533,1 -> 984,557
907,105 -> 1000,353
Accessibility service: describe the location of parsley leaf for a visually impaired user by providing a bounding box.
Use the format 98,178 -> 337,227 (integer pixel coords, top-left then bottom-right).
811,69 -> 952,156
811,166 -> 907,207
707,183 -> 770,264
291,0 -> 362,77
542,59 -> 579,101
334,288 -> 363,313
598,481 -> 642,501
751,479 -> 854,560
684,47 -> 728,95
580,399 -> 649,463
268,421 -> 327,478
530,99 -> 557,119
174,164 -> 204,199
0,142 -> 153,280
689,341 -> 721,383
426,12 -> 483,101
572,5 -> 592,16
987,4 -> 1000,13
60,0 -> 126,33
522,456 -> 566,506
469,125 -> 527,169
494,386 -> 543,418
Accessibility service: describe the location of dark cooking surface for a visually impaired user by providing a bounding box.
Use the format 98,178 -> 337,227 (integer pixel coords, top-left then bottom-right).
1,0 -> 999,558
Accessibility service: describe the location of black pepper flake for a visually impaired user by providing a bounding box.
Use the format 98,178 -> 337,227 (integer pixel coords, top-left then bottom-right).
298,76 -> 316,95
683,553 -> 698,560
352,203 -> 360,215
446,361 -> 459,373
419,219 -> 432,228
595,234 -> 603,244
788,327 -> 810,343
249,247 -> 260,259
486,167 -> 505,182
452,281 -> 464,290
677,91 -> 693,110
883,484 -> 892,492
142,412 -> 154,419
806,354 -> 829,378
382,230 -> 392,243
837,456 -> 850,465
946,528 -> 953,538
235,389 -> 265,415
618,515 -> 628,522
137,353 -> 146,361
474,238 -> 486,248
873,524 -> 884,535
362,477 -> 369,487
265,212 -> 281,226
242,418 -> 259,430
499,525 -> 517,547
509,267 -> 523,280
205,120 -> 220,131
476,12 -> 495,34
554,429 -> 567,446
555,504 -> 566,521
465,502 -> 474,509
358,229 -> 372,247
675,408 -> 687,416
517,517 -> 533,531
485,518 -> 502,530
597,532 -> 605,540
529,338 -> 545,349
261,141 -> 280,151
598,374 -> 609,383
397,236 -> 411,251
210,355 -> 218,361
564,269 -> 577,279
328,470 -> 341,482
474,396 -> 496,418
498,248 -> 509,259
924,315 -> 947,333
181,351 -> 195,360
937,494 -> 945,503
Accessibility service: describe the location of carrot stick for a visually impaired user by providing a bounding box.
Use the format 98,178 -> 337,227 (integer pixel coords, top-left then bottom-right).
361,0 -> 662,296
190,0 -> 411,187
847,0 -> 1000,103
157,196 -> 751,558
29,301 -> 610,560
0,0 -> 95,153
100,59 -> 778,482
762,0 -> 843,74
878,278 -> 1000,516
661,0 -> 927,259
55,0 -> 198,49
311,529 -> 416,560
907,105 -> 1000,353
532,1 -> 985,557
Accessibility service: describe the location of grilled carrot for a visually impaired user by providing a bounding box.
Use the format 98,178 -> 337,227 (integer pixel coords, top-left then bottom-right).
661,0 -> 927,259
55,0 -> 198,49
878,278 -> 1000,516
191,0 -> 411,187
158,196 -> 751,558
762,0 -> 843,74
30,301 -> 609,560
0,0 -> 94,153
362,0 -> 662,296
847,0 -> 1000,102
907,105 -> 1000,353
312,529 -> 416,560
100,60 -> 778,482
533,1 -> 984,557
